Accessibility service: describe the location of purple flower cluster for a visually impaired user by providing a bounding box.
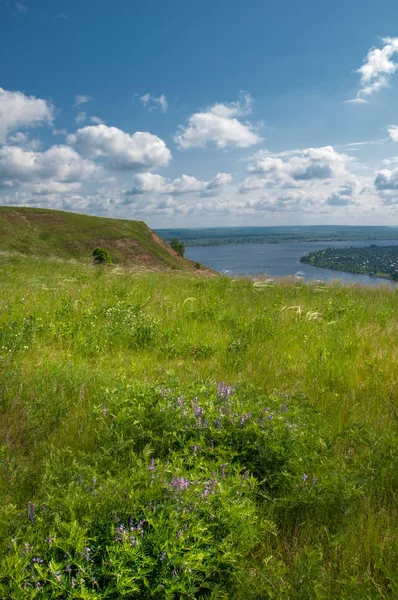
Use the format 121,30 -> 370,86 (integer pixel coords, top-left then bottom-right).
202,476 -> 217,498
217,382 -> 233,400
82,547 -> 91,561
170,477 -> 193,494
194,405 -> 204,418
147,458 -> 157,471
115,520 -> 145,546
27,502 -> 35,523
239,412 -> 252,426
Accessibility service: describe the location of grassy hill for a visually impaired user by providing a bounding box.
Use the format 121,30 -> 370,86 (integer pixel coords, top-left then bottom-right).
0,207 -> 206,272
0,252 -> 397,598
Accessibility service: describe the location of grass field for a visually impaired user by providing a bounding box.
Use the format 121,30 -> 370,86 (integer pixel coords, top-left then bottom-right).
1,252 -> 397,598
0,207 -> 205,273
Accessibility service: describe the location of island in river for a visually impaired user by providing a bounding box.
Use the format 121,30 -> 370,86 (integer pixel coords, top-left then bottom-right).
300,244 -> 398,280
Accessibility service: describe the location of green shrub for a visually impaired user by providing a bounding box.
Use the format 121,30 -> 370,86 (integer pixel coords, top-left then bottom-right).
92,247 -> 112,264
170,238 -> 185,258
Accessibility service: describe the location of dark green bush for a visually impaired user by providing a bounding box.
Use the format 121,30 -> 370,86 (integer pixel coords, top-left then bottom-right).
170,238 -> 185,258
92,247 -> 112,264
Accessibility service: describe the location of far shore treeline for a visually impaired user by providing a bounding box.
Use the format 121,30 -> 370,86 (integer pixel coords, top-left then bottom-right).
156,225 -> 398,247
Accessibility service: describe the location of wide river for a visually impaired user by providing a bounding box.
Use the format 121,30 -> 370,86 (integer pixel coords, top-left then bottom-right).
185,239 -> 398,285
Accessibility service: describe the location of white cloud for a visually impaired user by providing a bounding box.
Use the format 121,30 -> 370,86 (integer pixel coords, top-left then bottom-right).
75,111 -> 87,124
7,132 -> 42,150
74,95 -> 92,107
14,3 -> 27,14
0,88 -> 54,143
326,181 -> 359,206
8,132 -> 28,145
174,92 -> 262,150
388,125 -> 398,142
30,181 -> 83,195
375,167 -> 398,190
90,116 -> 105,124
52,128 -> 68,137
351,37 -> 398,101
0,145 -> 97,186
67,124 -> 171,171
344,98 -> 367,104
140,93 -> 168,113
247,146 -> 350,186
125,171 -> 232,197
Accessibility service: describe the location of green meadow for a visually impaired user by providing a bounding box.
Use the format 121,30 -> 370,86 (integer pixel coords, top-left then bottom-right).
1,252 -> 397,598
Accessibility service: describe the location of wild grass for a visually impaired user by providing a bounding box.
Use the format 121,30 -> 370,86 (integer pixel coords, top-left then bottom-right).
0,253 -> 397,598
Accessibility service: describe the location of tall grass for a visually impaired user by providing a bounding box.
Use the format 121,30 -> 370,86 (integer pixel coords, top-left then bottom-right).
0,253 -> 397,598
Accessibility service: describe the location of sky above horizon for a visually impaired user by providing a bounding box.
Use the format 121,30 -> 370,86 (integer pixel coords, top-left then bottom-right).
3,1 -> 398,227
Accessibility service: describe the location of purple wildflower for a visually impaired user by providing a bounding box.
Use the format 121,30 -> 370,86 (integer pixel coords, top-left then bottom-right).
54,571 -> 62,583
303,473 -> 308,483
147,458 -> 157,471
170,477 -> 192,493
27,502 -> 35,523
194,405 -> 204,418
82,547 -> 90,561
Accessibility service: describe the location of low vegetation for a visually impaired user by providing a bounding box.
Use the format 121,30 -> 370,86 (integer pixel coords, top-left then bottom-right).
0,207 -> 204,272
0,252 -> 397,598
301,244 -> 398,279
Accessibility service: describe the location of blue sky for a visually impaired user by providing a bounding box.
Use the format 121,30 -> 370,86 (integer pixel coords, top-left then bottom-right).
2,0 -> 398,226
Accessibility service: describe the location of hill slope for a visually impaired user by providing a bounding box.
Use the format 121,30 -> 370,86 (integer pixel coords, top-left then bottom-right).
0,206 -> 205,272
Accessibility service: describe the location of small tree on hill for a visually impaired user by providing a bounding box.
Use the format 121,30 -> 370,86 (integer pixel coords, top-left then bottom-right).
92,247 -> 112,264
170,238 -> 185,258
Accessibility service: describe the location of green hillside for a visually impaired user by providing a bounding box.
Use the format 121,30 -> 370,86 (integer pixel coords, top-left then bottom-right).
0,252 -> 397,598
0,207 -> 205,272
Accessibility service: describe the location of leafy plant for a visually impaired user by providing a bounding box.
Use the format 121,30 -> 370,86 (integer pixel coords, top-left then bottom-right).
170,238 -> 185,258
92,247 -> 112,264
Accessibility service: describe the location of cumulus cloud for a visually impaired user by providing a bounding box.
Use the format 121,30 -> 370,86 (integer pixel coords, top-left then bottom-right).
246,146 -> 351,186
388,125 -> 398,141
243,191 -> 317,214
174,92 -> 262,150
74,94 -> 92,107
326,181 -> 359,206
140,93 -> 168,113
0,145 -> 97,187
349,37 -> 398,101
67,124 -> 171,171
7,132 -> 42,150
375,167 -> 398,190
0,88 -> 54,143
125,171 -> 232,197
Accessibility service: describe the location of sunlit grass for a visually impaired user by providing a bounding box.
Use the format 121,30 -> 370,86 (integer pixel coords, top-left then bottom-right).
0,254 -> 397,598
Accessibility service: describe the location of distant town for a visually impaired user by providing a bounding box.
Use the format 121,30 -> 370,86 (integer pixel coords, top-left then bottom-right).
300,244 -> 398,280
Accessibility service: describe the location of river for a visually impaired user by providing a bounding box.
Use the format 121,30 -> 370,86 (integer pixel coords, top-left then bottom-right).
185,239 -> 398,285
